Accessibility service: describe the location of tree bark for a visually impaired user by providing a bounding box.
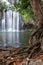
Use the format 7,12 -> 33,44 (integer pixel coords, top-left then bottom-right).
30,0 -> 43,27
29,0 -> 43,50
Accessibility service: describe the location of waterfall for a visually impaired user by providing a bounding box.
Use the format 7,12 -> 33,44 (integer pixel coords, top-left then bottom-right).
0,10 -> 24,47
1,10 -> 24,32
17,12 -> 19,32
13,11 -> 17,32
2,10 -> 6,32
6,10 -> 12,31
1,0 -> 23,32
8,0 -> 19,4
0,0 -> 24,47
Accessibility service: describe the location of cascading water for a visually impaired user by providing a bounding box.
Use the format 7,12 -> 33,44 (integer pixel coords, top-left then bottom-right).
0,0 -> 24,47
13,10 -> 20,32
1,10 -> 23,32
6,10 -> 12,32
2,10 -> 6,31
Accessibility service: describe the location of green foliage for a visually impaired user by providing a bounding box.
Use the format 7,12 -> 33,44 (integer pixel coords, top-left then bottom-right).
0,0 -> 35,24
14,0 -> 35,24
41,0 -> 43,1
0,1 -> 8,9
0,2 -> 15,11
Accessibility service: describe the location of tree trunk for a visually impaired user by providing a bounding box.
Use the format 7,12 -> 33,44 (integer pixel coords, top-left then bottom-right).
29,0 -> 43,50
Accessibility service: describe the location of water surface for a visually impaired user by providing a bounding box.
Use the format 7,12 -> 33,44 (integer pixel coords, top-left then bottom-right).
0,30 -> 31,48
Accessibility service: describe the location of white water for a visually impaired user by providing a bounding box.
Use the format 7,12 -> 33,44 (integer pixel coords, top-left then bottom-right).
1,10 -> 24,32
0,10 -> 24,47
0,0 -> 24,47
2,10 -> 6,31
17,12 -> 19,32
6,10 -> 12,31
